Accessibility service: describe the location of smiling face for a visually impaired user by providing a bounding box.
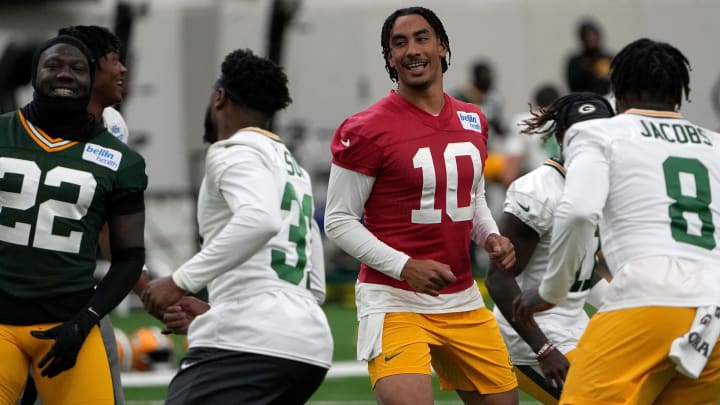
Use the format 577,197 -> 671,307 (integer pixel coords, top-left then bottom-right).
35,43 -> 91,98
94,50 -> 127,106
386,14 -> 447,92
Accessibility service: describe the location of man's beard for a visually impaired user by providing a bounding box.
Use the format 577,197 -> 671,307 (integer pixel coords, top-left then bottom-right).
203,106 -> 218,144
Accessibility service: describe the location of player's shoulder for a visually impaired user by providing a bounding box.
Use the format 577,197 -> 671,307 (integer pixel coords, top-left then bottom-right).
218,127 -> 283,151
504,162 -> 564,234
102,106 -> 129,144
507,160 -> 565,203
563,115 -> 617,151
210,127 -> 288,168
0,110 -> 21,128
339,93 -> 401,134
0,110 -> 18,121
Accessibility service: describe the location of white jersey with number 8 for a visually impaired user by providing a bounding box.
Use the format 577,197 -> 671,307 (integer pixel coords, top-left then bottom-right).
560,109 -> 720,311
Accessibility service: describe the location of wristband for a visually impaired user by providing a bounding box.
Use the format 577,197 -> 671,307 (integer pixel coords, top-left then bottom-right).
536,341 -> 555,361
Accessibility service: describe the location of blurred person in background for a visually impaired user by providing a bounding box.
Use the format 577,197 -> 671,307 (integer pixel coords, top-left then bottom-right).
502,84 -> 562,187
565,19 -> 613,95
454,59 -> 507,137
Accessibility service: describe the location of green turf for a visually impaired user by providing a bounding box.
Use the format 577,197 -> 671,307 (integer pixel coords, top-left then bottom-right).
115,299 -> 540,403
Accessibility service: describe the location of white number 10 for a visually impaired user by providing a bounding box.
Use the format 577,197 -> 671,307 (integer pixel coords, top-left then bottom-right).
411,142 -> 482,224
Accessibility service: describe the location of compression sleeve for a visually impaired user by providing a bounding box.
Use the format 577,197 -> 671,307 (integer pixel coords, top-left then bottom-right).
308,218 -> 327,304
88,247 -> 145,317
324,164 -> 409,280
471,176 -> 500,245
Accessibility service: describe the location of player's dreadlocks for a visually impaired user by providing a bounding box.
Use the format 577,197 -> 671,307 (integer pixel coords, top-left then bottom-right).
521,92 -> 614,143
380,6 -> 451,83
611,38 -> 691,109
57,25 -> 120,69
218,48 -> 291,116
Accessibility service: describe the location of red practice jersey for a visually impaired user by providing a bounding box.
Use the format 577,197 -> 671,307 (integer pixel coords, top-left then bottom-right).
331,91 -> 489,293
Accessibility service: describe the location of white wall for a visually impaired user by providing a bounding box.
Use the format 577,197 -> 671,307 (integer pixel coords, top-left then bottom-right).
276,0 -> 720,174
1,0 -> 719,188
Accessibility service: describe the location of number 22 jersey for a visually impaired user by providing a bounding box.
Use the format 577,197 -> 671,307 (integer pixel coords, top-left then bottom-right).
0,110 -> 147,318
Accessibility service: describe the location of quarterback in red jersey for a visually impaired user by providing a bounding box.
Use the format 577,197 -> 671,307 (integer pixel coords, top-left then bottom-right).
325,6 -> 519,405
332,90 -> 491,294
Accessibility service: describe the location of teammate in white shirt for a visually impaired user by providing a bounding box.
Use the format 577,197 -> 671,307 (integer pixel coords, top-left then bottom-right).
486,93 -> 614,404
102,106 -> 129,144
141,48 -> 333,404
513,38 -> 720,403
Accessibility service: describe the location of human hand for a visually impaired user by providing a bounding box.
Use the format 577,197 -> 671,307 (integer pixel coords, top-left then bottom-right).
537,346 -> 570,391
161,296 -> 210,335
400,258 -> 456,297
511,287 -> 554,328
30,309 -> 99,378
141,276 -> 187,320
485,234 -> 516,270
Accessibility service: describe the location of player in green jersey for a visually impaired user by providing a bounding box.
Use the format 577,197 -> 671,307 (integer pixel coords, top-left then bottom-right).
0,35 -> 146,404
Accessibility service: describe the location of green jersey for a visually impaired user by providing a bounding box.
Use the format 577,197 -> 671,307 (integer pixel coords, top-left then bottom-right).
0,110 -> 147,299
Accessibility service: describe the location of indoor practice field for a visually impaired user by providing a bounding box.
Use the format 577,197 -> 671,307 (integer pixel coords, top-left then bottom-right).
113,282 -> 545,404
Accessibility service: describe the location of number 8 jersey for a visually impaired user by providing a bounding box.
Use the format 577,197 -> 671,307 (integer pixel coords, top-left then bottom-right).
331,91 -> 490,293
561,108 -> 720,309
0,110 -> 147,300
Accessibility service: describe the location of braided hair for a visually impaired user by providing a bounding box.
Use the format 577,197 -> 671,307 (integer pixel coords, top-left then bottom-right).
610,38 -> 691,109
218,48 -> 291,116
57,25 -> 120,70
521,92 -> 614,143
380,6 -> 451,82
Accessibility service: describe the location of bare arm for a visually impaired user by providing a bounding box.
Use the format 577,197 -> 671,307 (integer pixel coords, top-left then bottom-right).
486,212 -> 546,350
487,212 -> 570,388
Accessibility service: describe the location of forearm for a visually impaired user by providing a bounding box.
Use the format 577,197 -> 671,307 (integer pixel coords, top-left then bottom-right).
308,218 -> 327,304
174,158 -> 281,293
173,210 -> 279,293
471,177 -> 500,245
132,267 -> 150,295
487,267 -> 549,352
324,164 -> 408,279
88,247 -> 145,317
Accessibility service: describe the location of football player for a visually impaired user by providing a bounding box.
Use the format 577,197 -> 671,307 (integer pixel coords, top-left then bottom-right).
141,48 -> 332,404
0,35 -> 146,404
514,38 -> 720,403
486,92 -> 614,404
324,6 -> 518,404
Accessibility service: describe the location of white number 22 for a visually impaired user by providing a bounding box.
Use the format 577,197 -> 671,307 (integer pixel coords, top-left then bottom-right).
0,157 -> 96,253
411,142 -> 482,224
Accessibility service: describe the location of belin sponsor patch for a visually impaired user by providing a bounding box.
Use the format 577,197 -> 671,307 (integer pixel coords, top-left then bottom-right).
82,143 -> 122,171
457,111 -> 483,133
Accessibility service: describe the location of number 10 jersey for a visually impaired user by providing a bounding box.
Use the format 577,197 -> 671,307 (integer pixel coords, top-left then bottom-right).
331,91 -> 490,294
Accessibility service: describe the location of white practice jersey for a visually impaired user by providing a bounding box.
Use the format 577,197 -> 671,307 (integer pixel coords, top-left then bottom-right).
493,159 -> 598,364
547,109 -> 720,310
172,127 -> 333,369
102,106 -> 129,144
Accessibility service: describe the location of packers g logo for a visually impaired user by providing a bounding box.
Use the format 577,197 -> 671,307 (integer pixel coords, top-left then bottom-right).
578,103 -> 597,114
